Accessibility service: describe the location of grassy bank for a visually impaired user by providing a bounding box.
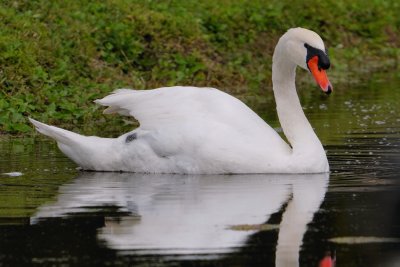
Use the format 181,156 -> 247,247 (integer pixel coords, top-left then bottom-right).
0,0 -> 399,134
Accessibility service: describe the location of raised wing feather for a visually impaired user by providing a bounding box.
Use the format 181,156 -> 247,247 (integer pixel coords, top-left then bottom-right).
97,87 -> 200,129
95,87 -> 290,158
95,87 -> 261,130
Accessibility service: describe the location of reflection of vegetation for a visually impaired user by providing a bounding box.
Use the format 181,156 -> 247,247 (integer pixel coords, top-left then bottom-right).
0,138 -> 76,218
0,0 -> 399,133
308,73 -> 400,144
229,223 -> 279,231
329,236 -> 400,244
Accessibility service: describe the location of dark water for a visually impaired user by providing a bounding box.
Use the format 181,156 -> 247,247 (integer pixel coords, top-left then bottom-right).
0,74 -> 400,266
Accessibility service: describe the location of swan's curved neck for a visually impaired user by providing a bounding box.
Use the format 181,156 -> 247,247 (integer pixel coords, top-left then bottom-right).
272,46 -> 324,157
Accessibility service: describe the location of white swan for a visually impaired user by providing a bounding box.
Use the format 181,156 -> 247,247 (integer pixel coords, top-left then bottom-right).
30,27 -> 332,174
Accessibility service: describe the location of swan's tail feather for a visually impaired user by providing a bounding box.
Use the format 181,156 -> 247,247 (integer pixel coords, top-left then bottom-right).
29,118 -> 83,146
29,118 -> 116,171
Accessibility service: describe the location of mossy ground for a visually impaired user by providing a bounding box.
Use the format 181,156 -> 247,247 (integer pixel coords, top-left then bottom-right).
0,0 -> 399,134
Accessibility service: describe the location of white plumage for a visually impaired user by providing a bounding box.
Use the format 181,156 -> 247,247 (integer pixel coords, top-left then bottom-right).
30,27 -> 331,174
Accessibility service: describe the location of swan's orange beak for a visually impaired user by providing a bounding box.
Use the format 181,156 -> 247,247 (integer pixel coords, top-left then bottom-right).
307,56 -> 332,94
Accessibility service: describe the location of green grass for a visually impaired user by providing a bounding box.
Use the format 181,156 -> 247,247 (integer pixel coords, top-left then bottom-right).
0,0 -> 399,134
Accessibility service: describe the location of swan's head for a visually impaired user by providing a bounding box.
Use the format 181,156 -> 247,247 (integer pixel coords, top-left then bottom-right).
277,27 -> 332,94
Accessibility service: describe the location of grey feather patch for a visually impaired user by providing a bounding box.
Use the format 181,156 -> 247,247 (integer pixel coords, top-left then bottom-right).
125,133 -> 137,143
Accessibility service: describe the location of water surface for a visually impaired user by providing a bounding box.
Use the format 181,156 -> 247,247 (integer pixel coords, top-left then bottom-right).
0,73 -> 399,266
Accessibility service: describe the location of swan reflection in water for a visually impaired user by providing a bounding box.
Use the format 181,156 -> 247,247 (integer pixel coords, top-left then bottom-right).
31,172 -> 329,265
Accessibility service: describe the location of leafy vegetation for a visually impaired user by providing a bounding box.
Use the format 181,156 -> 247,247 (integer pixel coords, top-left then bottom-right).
0,0 -> 399,134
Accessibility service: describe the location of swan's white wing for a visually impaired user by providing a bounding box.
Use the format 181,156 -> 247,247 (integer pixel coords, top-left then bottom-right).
96,86 -> 269,132
95,86 -> 291,173
96,87 -> 212,129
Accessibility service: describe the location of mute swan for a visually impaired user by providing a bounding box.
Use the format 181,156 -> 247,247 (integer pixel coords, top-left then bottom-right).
30,27 -> 332,174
